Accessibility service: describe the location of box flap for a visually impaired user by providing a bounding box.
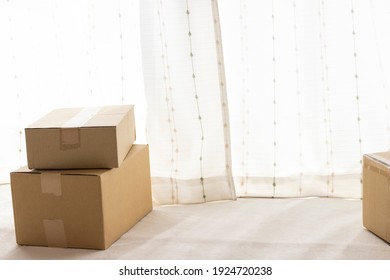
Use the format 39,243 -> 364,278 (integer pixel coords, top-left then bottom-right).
11,166 -> 108,177
27,105 -> 133,129
365,152 -> 390,167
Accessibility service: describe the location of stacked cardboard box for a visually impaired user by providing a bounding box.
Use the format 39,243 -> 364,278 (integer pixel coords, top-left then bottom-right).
10,105 -> 152,250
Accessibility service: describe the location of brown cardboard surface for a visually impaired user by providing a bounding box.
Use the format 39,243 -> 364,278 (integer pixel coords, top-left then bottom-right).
10,144 -> 152,250
362,153 -> 390,243
25,105 -> 136,169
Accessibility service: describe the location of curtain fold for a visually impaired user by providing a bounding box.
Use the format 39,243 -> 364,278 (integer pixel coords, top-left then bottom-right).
141,0 -> 390,203
140,0 -> 235,204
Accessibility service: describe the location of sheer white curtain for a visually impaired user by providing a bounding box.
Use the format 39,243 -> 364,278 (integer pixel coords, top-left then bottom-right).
221,0 -> 390,199
141,0 -> 390,203
2,0 -> 390,204
140,0 -> 235,204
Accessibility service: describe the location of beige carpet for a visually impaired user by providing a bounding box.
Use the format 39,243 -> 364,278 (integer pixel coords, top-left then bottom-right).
1,184 -> 389,260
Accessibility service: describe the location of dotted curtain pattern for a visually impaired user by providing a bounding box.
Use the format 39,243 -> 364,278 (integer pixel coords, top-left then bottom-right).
142,0 -> 390,203
220,0 -> 390,199
2,0 -> 390,204
140,0 -> 235,204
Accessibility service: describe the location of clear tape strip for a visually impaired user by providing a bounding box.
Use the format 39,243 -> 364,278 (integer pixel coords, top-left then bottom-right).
43,219 -> 67,248
41,173 -> 62,196
61,106 -> 102,128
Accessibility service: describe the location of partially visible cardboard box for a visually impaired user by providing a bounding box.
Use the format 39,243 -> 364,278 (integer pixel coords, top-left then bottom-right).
25,105 -> 135,169
10,144 -> 152,250
363,152 -> 390,243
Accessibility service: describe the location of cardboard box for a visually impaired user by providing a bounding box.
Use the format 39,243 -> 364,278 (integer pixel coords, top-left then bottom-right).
363,152 -> 390,243
25,105 -> 135,169
10,144 -> 152,250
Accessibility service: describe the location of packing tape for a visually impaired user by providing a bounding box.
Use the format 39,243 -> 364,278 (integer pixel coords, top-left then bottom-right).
365,164 -> 390,179
41,173 -> 62,196
43,219 -> 67,248
60,106 -> 102,150
61,106 -> 102,128
60,128 -> 80,150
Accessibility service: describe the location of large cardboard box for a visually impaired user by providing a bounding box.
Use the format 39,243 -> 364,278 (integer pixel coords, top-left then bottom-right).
10,144 -> 152,250
25,105 -> 135,169
363,152 -> 390,243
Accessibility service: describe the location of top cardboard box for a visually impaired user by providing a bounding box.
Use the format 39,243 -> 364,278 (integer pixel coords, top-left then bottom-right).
25,105 -> 135,169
